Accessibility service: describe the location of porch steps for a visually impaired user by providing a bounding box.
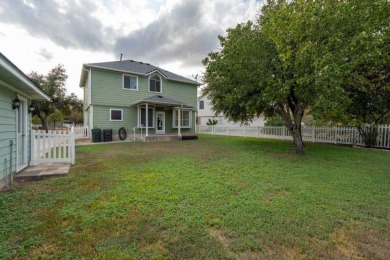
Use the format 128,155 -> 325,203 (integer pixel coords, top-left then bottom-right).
15,163 -> 70,181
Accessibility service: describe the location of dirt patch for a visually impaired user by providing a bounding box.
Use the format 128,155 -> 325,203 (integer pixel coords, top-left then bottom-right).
353,228 -> 390,259
330,228 -> 364,259
209,228 -> 230,249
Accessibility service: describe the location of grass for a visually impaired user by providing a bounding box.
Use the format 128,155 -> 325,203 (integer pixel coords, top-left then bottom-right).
1,135 -> 389,259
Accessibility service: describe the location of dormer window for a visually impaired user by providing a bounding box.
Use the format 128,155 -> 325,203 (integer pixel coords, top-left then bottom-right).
149,73 -> 161,93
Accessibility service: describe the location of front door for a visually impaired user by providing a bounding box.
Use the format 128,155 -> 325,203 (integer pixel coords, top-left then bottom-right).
156,111 -> 165,134
16,97 -> 27,171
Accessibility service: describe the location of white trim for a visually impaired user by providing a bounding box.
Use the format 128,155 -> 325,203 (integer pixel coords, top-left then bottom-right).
156,111 -> 165,134
109,108 -> 123,121
0,58 -> 50,100
88,68 -> 92,106
89,105 -> 93,139
0,79 -> 33,99
172,108 -> 192,129
145,69 -> 168,79
138,106 -> 155,128
122,74 -> 138,91
148,73 -> 162,93
16,95 -> 28,172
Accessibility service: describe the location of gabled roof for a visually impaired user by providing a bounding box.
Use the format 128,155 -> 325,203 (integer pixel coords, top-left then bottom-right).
0,52 -> 50,101
79,59 -> 201,87
132,95 -> 193,109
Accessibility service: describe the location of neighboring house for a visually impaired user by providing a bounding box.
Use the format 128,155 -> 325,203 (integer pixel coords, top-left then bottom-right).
0,53 -> 50,188
197,95 -> 265,127
79,60 -> 200,140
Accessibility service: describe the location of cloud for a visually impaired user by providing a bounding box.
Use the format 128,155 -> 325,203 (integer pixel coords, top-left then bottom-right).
37,48 -> 53,61
0,0 -> 110,50
114,0 -> 261,67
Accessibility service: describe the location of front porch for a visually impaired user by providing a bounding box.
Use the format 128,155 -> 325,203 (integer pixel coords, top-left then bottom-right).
132,95 -> 196,139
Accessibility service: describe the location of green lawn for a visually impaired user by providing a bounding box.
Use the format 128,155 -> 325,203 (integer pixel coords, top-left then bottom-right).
1,135 -> 390,259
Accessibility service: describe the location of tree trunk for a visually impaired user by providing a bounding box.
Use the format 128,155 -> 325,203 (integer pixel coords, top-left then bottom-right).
291,126 -> 305,155
280,102 -> 306,155
358,125 -> 378,148
40,117 -> 49,133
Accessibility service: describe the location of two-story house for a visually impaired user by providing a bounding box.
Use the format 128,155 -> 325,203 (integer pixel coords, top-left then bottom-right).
79,60 -> 200,141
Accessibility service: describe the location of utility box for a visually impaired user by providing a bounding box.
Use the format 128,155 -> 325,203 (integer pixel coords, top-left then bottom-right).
103,129 -> 112,142
91,128 -> 101,142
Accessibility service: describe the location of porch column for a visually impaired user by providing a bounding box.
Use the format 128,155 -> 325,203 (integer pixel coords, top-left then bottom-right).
137,105 -> 140,127
178,106 -> 181,137
146,103 -> 149,137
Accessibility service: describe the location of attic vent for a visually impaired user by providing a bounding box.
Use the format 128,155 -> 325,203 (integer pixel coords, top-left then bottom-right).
146,63 -> 150,65
158,95 -> 163,98
130,60 -> 134,62
139,62 -> 143,64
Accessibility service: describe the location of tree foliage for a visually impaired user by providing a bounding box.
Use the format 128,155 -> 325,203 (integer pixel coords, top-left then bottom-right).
29,64 -> 82,131
206,118 -> 218,126
48,109 -> 64,129
202,0 -> 389,154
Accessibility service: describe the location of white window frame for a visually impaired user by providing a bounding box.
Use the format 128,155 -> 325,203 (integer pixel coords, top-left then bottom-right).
172,109 -> 192,129
109,109 -> 123,121
138,106 -> 155,128
148,73 -> 162,93
122,74 -> 138,91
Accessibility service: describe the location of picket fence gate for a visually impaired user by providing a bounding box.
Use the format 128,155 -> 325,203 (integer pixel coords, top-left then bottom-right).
197,125 -> 390,149
31,129 -> 75,165
71,125 -> 89,138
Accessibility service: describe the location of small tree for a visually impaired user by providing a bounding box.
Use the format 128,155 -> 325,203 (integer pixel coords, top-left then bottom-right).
48,109 -> 64,129
29,65 -> 82,132
206,118 -> 218,126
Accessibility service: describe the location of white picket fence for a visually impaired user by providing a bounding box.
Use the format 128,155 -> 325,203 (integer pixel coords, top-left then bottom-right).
31,129 -> 75,165
71,125 -> 89,138
197,125 -> 390,149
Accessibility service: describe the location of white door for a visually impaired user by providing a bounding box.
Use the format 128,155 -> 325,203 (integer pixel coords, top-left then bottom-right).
156,112 -> 165,134
16,98 -> 28,171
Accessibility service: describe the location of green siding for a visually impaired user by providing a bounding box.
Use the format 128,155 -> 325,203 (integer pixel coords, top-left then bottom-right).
0,85 -> 33,183
0,86 -> 17,180
90,68 -> 198,135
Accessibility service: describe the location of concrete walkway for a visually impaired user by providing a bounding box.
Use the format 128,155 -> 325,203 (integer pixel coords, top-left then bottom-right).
15,163 -> 71,181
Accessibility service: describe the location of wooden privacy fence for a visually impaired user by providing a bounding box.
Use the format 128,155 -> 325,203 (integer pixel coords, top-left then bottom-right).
31,130 -> 75,165
197,125 -> 390,149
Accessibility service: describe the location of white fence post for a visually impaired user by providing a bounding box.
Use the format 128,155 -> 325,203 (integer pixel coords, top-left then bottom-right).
31,130 -> 36,165
71,131 -> 75,165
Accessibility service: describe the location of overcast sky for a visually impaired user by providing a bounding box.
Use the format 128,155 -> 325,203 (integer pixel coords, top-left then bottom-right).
0,0 -> 261,98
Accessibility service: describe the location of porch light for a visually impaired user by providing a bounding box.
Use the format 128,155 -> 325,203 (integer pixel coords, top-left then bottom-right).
28,104 -> 35,113
12,97 -> 20,110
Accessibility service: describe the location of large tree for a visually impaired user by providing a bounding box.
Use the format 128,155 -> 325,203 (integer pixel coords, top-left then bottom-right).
202,0 -> 389,154
309,0 -> 390,146
29,64 -> 82,131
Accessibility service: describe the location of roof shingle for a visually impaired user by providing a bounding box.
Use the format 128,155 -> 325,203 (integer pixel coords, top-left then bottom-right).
86,60 -> 200,85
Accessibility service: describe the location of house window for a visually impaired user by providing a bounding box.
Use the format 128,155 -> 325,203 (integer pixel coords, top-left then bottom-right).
173,110 -> 191,128
139,107 -> 154,128
110,109 -> 123,121
199,100 -> 204,109
123,75 -> 137,90
149,74 -> 161,92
